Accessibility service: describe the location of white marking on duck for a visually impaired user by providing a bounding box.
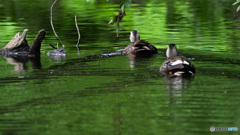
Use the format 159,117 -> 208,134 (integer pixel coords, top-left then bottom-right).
183,61 -> 189,65
174,71 -> 184,76
170,60 -> 189,66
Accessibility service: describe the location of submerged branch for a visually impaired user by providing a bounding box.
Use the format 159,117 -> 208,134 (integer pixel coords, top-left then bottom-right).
75,15 -> 81,51
50,0 -> 65,48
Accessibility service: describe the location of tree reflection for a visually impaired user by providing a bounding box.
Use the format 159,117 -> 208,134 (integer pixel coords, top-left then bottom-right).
2,55 -> 41,72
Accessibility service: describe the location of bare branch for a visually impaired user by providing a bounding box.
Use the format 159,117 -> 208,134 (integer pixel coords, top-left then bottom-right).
50,0 -> 65,48
49,44 -> 57,49
75,15 -> 81,51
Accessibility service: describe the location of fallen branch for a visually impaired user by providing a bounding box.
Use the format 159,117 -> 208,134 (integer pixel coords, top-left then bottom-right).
75,15 -> 81,51
49,44 -> 57,49
50,0 -> 65,48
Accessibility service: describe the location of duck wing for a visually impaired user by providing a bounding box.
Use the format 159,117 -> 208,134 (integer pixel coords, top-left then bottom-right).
160,56 -> 195,75
124,40 -> 157,57
134,40 -> 157,53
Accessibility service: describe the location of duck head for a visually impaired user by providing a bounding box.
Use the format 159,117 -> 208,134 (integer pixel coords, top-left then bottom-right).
166,44 -> 178,58
130,30 -> 140,42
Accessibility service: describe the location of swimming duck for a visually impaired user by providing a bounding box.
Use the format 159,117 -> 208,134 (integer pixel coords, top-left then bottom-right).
160,44 -> 195,76
123,30 -> 157,57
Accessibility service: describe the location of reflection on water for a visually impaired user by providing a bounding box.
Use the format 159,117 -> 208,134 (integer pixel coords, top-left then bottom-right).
5,57 -> 27,72
163,76 -> 192,90
29,56 -> 41,69
47,54 -> 66,60
127,56 -> 156,69
0,0 -> 240,135
3,55 -> 41,72
101,49 -> 123,56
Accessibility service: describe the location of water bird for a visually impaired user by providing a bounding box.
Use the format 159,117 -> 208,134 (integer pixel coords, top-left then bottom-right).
123,30 -> 157,57
160,44 -> 195,77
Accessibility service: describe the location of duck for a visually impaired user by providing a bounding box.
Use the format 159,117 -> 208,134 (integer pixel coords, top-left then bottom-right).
160,44 -> 195,77
123,30 -> 157,57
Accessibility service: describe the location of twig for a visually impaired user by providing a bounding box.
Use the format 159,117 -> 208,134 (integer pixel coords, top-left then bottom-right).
50,0 -> 65,48
75,15 -> 81,51
116,22 -> 119,37
49,44 -> 57,49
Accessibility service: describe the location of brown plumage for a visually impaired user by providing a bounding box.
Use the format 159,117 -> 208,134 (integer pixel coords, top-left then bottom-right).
123,30 -> 157,57
160,44 -> 195,77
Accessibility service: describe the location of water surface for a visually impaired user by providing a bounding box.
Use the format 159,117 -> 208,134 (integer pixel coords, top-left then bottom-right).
0,0 -> 240,135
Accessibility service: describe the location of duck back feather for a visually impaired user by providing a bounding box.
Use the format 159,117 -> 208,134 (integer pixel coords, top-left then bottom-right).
160,44 -> 195,77
124,30 -> 157,57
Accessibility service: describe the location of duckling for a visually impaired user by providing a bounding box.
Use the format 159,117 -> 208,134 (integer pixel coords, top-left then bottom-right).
160,44 -> 195,77
123,30 -> 157,57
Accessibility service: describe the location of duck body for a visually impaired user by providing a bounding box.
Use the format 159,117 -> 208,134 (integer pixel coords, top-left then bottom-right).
160,44 -> 195,77
124,40 -> 157,57
123,30 -> 157,57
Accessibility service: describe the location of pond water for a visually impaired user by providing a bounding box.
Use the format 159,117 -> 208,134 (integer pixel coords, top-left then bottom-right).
0,0 -> 240,134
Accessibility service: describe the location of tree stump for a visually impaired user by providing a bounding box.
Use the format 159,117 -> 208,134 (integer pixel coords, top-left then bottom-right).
0,29 -> 45,56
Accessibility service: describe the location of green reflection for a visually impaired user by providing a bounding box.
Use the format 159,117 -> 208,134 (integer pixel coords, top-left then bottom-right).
0,0 -> 240,135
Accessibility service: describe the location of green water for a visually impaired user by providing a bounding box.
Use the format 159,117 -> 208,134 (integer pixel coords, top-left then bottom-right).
0,0 -> 240,135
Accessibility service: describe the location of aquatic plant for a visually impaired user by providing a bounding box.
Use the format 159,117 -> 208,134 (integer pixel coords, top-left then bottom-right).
233,0 -> 240,12
109,0 -> 131,37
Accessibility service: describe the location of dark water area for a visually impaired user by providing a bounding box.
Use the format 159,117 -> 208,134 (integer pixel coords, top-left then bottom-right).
0,0 -> 240,134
